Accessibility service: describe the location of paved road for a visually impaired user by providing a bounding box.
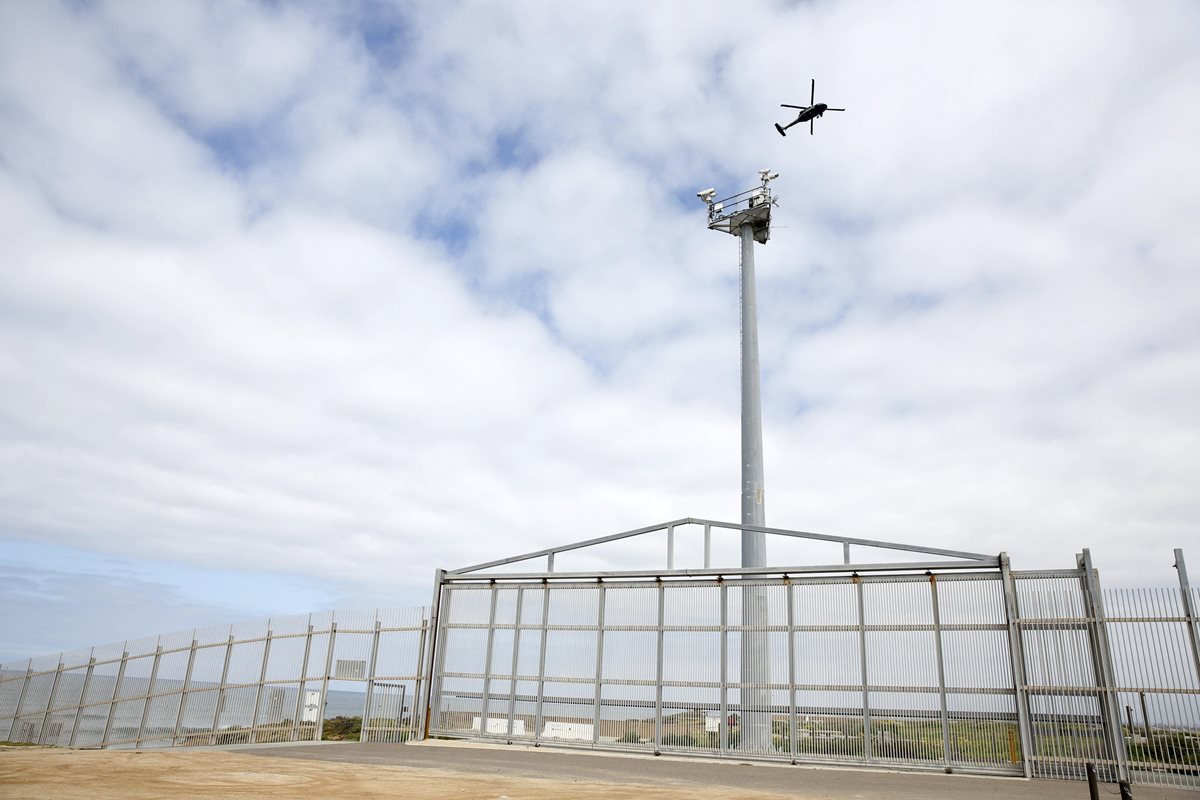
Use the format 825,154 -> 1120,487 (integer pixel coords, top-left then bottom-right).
239,740 -> 1193,799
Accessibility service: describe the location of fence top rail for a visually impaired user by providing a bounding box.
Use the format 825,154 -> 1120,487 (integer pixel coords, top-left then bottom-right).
441,557 -> 1002,583
448,517 -> 996,575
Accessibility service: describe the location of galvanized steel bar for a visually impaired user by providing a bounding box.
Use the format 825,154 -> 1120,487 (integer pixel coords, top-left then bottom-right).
1078,550 -> 1128,782
6,663 -> 31,741
667,525 -> 675,570
210,633 -> 235,745
929,576 -> 951,768
507,587 -> 524,739
315,622 -> 337,741
1000,554 -> 1034,778
249,624 -> 274,743
1174,549 -> 1200,686
704,524 -> 711,569
855,578 -> 871,760
101,650 -> 128,748
69,656 -> 96,748
413,609 -> 430,740
592,584 -> 606,744
135,645 -> 163,746
479,586 -> 499,735
360,619 -> 380,742
533,584 -> 551,745
172,640 -> 197,745
786,579 -> 797,763
654,581 -> 665,752
419,571 -> 445,739
35,658 -> 64,746
719,581 -> 728,757
290,620 -> 314,743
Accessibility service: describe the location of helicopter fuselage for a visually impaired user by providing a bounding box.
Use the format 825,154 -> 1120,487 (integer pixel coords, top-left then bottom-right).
793,102 -> 828,122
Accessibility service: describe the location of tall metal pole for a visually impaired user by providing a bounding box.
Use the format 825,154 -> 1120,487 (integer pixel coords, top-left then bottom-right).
740,223 -> 771,752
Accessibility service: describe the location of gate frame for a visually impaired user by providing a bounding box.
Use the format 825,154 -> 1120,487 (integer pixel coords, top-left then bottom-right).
419,517 -> 1040,776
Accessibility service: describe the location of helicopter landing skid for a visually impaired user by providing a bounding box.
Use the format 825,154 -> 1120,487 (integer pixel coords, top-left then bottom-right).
774,123 -> 786,137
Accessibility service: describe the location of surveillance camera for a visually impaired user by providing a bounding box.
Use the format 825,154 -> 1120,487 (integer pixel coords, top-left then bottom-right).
758,170 -> 779,182
697,188 -> 717,203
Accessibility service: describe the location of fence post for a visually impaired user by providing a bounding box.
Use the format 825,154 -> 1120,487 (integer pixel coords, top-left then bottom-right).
1174,549 -> 1200,686
507,588 -> 524,739
101,650 -> 129,748
854,575 -> 872,760
479,584 -> 500,737
719,580 -> 728,756
172,638 -> 198,745
667,525 -> 675,570
69,655 -> 96,747
929,575 -> 952,770
592,582 -> 606,745
654,579 -> 665,753
703,524 -> 711,569
420,570 -> 447,740
315,621 -> 337,741
1078,549 -> 1129,783
135,644 -> 163,747
291,619 -> 314,742
249,624 -> 273,744
6,662 -> 32,741
209,633 -> 235,745
361,616 -> 381,743
36,657 -> 65,746
999,553 -> 1034,778
785,578 -> 797,763
533,581 -> 550,745
412,608 -> 429,740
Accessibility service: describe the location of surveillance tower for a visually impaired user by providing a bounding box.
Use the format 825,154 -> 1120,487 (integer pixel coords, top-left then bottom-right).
698,170 -> 778,750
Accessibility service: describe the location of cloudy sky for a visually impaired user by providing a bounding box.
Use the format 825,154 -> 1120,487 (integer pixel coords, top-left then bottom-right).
2,0 -> 1198,664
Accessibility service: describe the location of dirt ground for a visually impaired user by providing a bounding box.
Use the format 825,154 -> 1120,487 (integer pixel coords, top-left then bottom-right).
0,747 -> 792,800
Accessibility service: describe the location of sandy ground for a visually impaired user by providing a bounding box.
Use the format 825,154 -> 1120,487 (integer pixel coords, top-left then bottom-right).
0,747 -> 791,800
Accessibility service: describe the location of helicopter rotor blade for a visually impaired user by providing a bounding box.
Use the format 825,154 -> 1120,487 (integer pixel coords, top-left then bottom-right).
780,104 -> 807,109
810,78 -> 815,106
825,108 -> 845,111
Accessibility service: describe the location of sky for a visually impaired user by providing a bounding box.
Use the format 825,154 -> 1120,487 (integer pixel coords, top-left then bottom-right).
2,0 -> 1199,665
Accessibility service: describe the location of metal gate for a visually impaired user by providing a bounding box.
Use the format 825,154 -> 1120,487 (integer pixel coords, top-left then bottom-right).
420,518 -> 1200,789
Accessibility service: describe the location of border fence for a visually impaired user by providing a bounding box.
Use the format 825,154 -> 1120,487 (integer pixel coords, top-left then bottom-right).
2,519 -> 1197,792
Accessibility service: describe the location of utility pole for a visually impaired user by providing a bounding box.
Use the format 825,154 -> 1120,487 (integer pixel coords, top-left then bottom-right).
699,170 -> 778,750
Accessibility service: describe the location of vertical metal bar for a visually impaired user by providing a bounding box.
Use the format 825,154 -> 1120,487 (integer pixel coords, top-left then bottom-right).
786,580 -> 797,763
412,608 -> 429,740
419,570 -> 445,739
592,583 -> 606,745
547,553 -> 555,573
69,656 -> 96,748
855,577 -> 871,760
533,582 -> 551,745
209,633 -> 235,745
1174,549 -> 1200,686
507,588 -> 524,739
703,524 -> 711,569
315,621 -> 337,741
719,581 -> 728,757
6,663 -> 31,741
1138,691 -> 1151,743
249,624 -> 273,744
929,575 -> 951,769
479,585 -> 499,737
135,645 -> 163,747
1079,549 -> 1129,782
667,525 -> 675,570
291,620 -> 314,743
654,580 -> 665,752
172,639 -> 197,746
101,650 -> 129,748
1000,553 -> 1034,778
361,617 -> 381,743
843,542 -> 851,565
37,657 -> 65,746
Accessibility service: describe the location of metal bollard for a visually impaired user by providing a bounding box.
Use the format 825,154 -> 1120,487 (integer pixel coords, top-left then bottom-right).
1118,780 -> 1134,800
1086,762 -> 1100,800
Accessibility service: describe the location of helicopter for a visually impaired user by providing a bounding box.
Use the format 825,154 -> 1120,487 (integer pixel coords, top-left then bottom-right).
775,78 -> 845,136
